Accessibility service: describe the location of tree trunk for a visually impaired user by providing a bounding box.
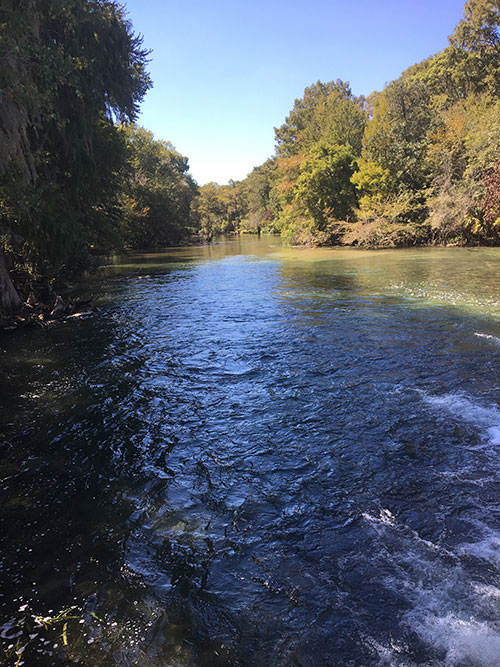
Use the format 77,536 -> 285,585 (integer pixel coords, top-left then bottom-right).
0,245 -> 23,317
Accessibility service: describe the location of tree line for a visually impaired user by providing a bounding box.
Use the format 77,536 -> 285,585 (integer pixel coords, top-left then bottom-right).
197,0 -> 500,248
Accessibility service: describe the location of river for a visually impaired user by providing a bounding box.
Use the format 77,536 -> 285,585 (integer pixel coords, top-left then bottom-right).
1,236 -> 500,665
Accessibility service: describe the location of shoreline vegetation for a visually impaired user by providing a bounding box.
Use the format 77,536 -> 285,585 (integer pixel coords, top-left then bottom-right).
1,0 -> 500,328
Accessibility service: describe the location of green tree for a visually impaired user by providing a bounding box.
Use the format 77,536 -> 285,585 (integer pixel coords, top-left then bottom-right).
274,80 -> 366,158
364,79 -> 432,195
121,125 -> 197,248
194,183 -> 227,241
482,159 -> 500,236
0,0 -> 150,314
241,159 -> 278,231
219,181 -> 248,232
294,144 -> 358,229
449,0 -> 500,96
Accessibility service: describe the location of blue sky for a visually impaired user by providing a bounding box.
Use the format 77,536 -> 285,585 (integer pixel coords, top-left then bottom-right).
124,0 -> 466,186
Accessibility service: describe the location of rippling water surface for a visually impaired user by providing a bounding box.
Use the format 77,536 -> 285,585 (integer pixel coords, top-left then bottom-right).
1,237 -> 500,666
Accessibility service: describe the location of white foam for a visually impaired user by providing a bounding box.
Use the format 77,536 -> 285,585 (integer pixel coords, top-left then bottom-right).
459,532 -> 500,567
475,333 -> 500,346
412,614 -> 500,667
487,426 -> 500,446
363,633 -> 415,666
362,508 -> 397,527
361,504 -> 500,664
472,582 -> 500,601
418,391 -> 500,447
362,509 -> 456,560
439,469 -> 497,487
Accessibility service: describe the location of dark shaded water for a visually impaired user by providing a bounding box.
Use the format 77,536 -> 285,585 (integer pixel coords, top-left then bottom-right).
1,237 -> 500,665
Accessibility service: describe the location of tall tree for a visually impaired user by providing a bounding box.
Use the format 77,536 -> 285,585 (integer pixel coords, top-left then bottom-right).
274,80 -> 366,158
194,183 -> 226,241
450,0 -> 500,96
0,0 -> 151,315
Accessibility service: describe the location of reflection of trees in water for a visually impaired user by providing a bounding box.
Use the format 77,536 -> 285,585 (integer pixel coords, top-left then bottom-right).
277,261 -> 361,328
280,261 -> 360,293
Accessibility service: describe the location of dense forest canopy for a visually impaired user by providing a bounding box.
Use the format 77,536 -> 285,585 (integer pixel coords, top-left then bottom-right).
0,0 -> 499,321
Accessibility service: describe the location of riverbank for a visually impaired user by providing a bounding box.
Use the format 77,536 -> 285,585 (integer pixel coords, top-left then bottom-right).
0,268 -> 98,331
281,218 -> 497,249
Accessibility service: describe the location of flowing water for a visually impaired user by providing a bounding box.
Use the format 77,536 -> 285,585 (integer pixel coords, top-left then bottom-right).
1,236 -> 500,666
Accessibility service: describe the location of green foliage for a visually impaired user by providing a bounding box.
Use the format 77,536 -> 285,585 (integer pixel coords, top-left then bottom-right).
482,159 -> 500,238
274,80 -> 367,158
248,80 -> 367,243
463,98 -> 500,178
362,79 -> 432,197
193,182 -> 227,241
240,160 -> 277,232
275,207 -> 317,246
193,177 -> 263,240
227,182 -> 248,228
351,159 -> 394,208
0,0 -> 151,284
424,94 -> 500,243
294,144 -> 358,228
120,125 -> 198,248
449,0 -> 500,96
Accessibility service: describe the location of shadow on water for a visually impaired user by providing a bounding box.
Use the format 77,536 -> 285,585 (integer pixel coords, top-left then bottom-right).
0,318 -> 155,662
1,237 -> 500,665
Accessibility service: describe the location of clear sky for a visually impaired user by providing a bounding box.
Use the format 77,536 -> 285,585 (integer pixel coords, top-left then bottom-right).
123,0 -> 466,186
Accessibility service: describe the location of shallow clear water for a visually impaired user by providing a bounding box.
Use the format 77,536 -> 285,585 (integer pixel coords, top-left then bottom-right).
1,236 -> 500,665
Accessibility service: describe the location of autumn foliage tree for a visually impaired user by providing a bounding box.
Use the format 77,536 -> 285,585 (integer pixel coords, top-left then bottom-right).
482,160 -> 500,239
